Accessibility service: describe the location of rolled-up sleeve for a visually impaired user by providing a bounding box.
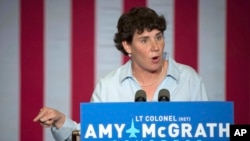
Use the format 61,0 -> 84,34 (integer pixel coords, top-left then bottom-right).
51,117 -> 79,141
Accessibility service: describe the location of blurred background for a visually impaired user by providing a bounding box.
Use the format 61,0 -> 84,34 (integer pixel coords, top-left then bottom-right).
0,0 -> 249,141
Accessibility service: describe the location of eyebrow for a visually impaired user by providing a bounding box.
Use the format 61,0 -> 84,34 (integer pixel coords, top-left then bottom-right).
138,32 -> 163,39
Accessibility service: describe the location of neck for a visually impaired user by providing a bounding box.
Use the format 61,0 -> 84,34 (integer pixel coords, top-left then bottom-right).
132,62 -> 164,87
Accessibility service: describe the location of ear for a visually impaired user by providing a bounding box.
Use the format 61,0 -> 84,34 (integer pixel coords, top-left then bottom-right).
122,41 -> 132,54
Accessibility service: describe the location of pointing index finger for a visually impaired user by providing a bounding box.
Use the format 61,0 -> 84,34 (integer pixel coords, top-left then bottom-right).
33,109 -> 47,122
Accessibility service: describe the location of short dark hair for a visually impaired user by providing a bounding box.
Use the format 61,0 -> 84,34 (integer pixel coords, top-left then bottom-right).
114,7 -> 167,55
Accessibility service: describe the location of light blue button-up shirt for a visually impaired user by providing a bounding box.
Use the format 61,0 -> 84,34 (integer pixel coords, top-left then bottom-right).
51,53 -> 208,140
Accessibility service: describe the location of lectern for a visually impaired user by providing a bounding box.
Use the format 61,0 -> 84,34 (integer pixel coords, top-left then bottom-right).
79,101 -> 233,141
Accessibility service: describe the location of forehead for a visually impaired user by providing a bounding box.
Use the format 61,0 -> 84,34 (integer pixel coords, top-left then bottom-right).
133,29 -> 162,37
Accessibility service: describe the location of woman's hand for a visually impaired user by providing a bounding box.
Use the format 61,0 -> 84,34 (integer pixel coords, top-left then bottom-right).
33,107 -> 66,129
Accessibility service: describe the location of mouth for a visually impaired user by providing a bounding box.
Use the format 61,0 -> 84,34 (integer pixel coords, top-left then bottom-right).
151,56 -> 160,63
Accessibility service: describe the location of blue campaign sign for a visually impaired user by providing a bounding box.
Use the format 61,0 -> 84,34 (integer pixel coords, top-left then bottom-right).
80,102 -> 234,141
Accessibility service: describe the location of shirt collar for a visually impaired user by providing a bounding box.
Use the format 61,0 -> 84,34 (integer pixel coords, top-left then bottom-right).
165,52 -> 180,82
119,52 -> 181,84
119,60 -> 133,84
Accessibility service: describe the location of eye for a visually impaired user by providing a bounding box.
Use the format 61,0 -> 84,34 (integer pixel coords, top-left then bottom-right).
156,34 -> 163,41
140,38 -> 147,44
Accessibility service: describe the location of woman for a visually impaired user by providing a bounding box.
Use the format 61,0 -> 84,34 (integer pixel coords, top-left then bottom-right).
34,7 -> 208,141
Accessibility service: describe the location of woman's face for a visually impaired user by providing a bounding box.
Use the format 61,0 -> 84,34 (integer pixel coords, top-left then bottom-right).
123,29 -> 165,72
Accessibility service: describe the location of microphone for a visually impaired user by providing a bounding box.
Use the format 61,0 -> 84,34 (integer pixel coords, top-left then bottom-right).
135,89 -> 147,102
158,89 -> 170,102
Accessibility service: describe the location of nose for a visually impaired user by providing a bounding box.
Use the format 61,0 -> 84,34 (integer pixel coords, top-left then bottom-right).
150,40 -> 160,51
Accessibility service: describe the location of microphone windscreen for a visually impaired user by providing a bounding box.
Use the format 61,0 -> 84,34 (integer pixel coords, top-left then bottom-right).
158,89 -> 170,101
135,89 -> 147,102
